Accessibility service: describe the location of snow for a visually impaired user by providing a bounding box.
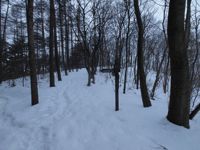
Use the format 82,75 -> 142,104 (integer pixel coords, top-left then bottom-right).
0,69 -> 200,150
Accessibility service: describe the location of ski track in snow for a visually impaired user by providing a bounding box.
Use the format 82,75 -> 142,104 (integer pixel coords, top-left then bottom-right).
0,70 -> 200,150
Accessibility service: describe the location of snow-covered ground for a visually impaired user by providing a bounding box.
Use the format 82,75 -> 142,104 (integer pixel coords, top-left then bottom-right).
0,69 -> 199,150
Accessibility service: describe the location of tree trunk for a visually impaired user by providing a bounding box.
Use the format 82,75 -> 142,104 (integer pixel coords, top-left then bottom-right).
59,0 -> 67,75
70,2 -> 73,72
163,56 -> 169,94
87,68 -> 91,86
134,0 -> 151,107
151,47 -> 167,99
123,0 -> 131,94
190,6 -> 199,89
0,0 -> 2,84
26,0 -> 39,105
64,0 -> 70,74
167,0 -> 190,128
40,0 -> 46,76
49,0 -> 55,87
3,0 -> 9,42
151,0 -> 168,99
53,0 -> 62,81
114,58 -> 120,111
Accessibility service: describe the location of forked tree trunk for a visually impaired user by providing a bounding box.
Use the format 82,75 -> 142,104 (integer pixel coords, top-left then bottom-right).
167,0 -> 190,128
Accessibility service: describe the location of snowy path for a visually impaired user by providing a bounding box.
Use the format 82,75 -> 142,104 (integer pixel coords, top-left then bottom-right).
0,70 -> 200,150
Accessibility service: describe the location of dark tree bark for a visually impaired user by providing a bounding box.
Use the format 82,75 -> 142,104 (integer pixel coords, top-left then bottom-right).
114,58 -> 120,111
113,6 -> 126,111
26,0 -> 39,105
167,0 -> 190,128
49,0 -> 55,87
133,0 -> 151,107
114,38 -> 124,111
53,0 -> 62,81
58,0 -> 67,75
70,13 -> 73,72
0,0 -> 2,84
64,0 -> 70,75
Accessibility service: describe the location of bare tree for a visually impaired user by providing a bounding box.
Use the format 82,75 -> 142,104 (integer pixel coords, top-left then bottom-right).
123,0 -> 131,94
150,0 -> 168,99
75,0 -> 103,86
133,0 -> 151,107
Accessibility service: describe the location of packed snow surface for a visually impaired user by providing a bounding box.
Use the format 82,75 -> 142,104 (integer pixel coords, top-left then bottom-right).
0,69 -> 199,150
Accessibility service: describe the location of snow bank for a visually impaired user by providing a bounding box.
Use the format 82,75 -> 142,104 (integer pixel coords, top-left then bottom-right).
0,69 -> 199,150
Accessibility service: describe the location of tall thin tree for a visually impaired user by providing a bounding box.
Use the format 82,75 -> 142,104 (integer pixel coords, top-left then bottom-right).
49,0 -> 55,87
0,0 -> 2,84
123,0 -> 131,94
133,0 -> 151,107
26,0 -> 39,105
58,0 -> 67,75
53,0 -> 62,81
64,0 -> 70,74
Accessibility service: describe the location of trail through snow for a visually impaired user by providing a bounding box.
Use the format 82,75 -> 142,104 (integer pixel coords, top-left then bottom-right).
0,70 -> 200,150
